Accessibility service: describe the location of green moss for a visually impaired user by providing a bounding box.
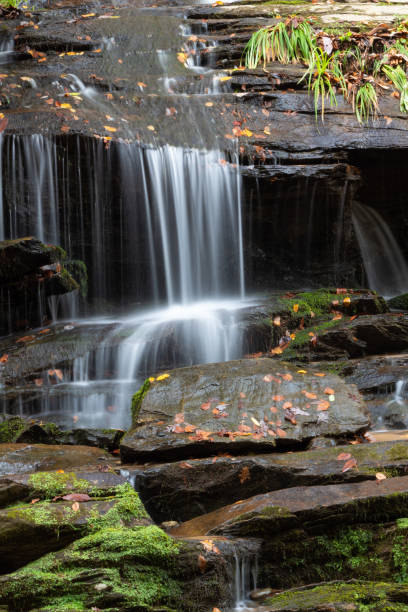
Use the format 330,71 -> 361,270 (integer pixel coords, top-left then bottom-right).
280,289 -> 351,318
387,444 -> 408,461
28,471 -> 90,500
87,483 -> 149,531
388,293 -> 408,311
65,260 -> 88,298
316,528 -> 381,574
397,518 -> 408,530
393,533 -> 408,583
59,266 -> 79,292
131,378 -> 151,423
0,526 -> 181,611
0,416 -> 26,442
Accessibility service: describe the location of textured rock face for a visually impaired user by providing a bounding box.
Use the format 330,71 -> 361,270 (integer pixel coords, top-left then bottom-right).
120,358 -> 369,462
128,440 -> 408,523
170,475 -> 408,538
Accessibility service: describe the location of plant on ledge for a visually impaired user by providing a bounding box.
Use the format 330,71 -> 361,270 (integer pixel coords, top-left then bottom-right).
243,16 -> 408,124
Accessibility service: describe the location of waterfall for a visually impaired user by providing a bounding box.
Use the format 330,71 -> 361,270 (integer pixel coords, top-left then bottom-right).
230,541 -> 260,610
352,202 -> 408,297
0,134 -> 247,429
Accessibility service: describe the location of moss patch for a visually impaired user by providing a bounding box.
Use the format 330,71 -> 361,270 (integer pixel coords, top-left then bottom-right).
131,378 -> 151,423
28,471 -> 90,500
0,416 -> 26,442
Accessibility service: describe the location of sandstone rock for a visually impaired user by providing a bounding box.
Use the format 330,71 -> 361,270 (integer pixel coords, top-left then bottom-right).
121,358 -> 369,462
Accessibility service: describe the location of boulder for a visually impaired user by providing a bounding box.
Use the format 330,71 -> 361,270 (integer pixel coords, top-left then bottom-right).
0,484 -> 151,573
128,440 -> 408,522
0,443 -> 111,476
0,237 -> 79,335
120,358 -> 369,462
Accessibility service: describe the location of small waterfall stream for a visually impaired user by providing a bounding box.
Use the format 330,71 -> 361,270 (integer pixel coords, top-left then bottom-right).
352,202 -> 408,297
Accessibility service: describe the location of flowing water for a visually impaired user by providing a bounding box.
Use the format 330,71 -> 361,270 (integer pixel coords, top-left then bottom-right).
352,202 -> 408,297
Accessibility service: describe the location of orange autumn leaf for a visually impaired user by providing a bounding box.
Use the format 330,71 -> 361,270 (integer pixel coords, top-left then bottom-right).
201,402 -> 211,410
104,126 -> 117,132
0,354 -> 8,363
282,401 -> 292,410
314,373 -> 326,377
293,303 -> 299,312
271,346 -> 283,355
317,400 -> 330,411
16,335 -> 35,343
173,425 -> 185,433
276,427 -> 287,437
198,554 -> 207,573
239,466 -> 250,484
337,452 -> 352,461
174,413 -> 184,424
342,457 -> 357,472
324,387 -> 335,395
272,395 -> 284,402
72,501 -> 80,511
302,391 -> 317,400
281,373 -> 293,381
180,461 -> 193,469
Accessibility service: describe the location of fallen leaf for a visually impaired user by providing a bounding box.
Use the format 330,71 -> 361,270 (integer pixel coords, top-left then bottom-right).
16,335 -> 35,343
156,373 -> 170,381
81,12 -> 96,17
201,402 -> 211,411
282,373 -> 293,381
282,401 -> 292,410
34,378 -> 43,386
302,391 -> 317,400
104,126 -> 117,132
273,316 -> 281,326
376,472 -> 387,481
0,354 -> 8,363
180,462 -> 193,469
324,387 -> 335,395
263,374 -> 274,382
271,347 -> 283,355
342,457 -> 357,472
30,498 -> 40,504
147,125 -> 155,131
219,76 -> 231,82
174,413 -> 184,424
276,427 -> 287,437
272,395 -> 284,402
251,417 -> 260,427
317,400 -> 330,411
337,452 -> 352,461
343,297 -> 351,305
62,493 -> 91,501
198,554 -> 207,573
293,303 -> 299,313
239,466 -> 250,484
314,373 -> 326,377
72,501 -> 80,511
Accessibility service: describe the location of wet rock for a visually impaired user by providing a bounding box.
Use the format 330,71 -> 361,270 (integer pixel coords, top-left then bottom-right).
0,443 -> 111,476
0,478 -> 30,508
388,293 -> 408,310
127,440 -> 408,523
294,314 -> 408,361
263,581 -> 408,611
0,237 -> 79,335
121,358 -> 369,462
250,587 -> 276,601
170,475 -> 408,538
0,485 -> 151,573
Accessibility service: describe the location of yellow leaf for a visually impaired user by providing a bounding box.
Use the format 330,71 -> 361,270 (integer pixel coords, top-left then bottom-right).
56,469 -> 65,473
205,101 -> 213,107
177,52 -> 188,64
251,417 -> 260,427
156,373 -> 170,381
60,103 -> 72,109
81,12 -> 96,17
264,126 -> 271,135
343,297 -> 351,305
148,377 -> 155,382
104,125 -> 117,132
293,303 -> 299,313
147,125 -> 155,131
297,369 -> 307,374
240,128 -> 252,137
219,76 -> 231,82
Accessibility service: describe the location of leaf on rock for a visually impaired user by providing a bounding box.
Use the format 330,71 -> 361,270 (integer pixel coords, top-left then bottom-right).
72,501 -> 80,511
198,554 -> 207,573
62,493 -> 91,501
239,466 -> 250,484
337,452 -> 352,461
342,457 -> 357,472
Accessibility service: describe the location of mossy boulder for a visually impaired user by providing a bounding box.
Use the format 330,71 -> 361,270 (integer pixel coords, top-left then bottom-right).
0,523 -> 230,611
388,293 -> 408,311
0,483 -> 151,573
263,580 -> 408,611
121,358 -> 369,462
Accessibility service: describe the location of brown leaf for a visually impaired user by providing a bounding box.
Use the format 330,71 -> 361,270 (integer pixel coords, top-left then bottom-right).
201,402 -> 211,411
239,466 -> 250,484
342,458 -> 357,472
62,493 -> 91,501
198,554 -> 207,573
337,452 -> 352,461
16,335 -> 35,343
180,462 -> 193,469
0,353 -> 8,363
72,501 -> 80,511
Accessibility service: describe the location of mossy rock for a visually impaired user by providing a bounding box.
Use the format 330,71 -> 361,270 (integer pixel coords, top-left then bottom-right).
263,580 -> 408,610
0,484 -> 151,573
388,293 -> 408,311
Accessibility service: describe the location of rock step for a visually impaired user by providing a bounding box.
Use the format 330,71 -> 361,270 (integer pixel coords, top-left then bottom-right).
170,474 -> 408,537
126,440 -> 408,523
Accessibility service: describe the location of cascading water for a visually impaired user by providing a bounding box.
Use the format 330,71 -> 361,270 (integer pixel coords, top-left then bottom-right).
230,541 -> 260,611
352,202 -> 408,297
0,135 -> 247,428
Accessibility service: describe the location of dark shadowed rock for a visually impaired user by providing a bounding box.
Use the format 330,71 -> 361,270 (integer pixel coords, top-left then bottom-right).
120,358 -> 369,462
127,440 -> 408,522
